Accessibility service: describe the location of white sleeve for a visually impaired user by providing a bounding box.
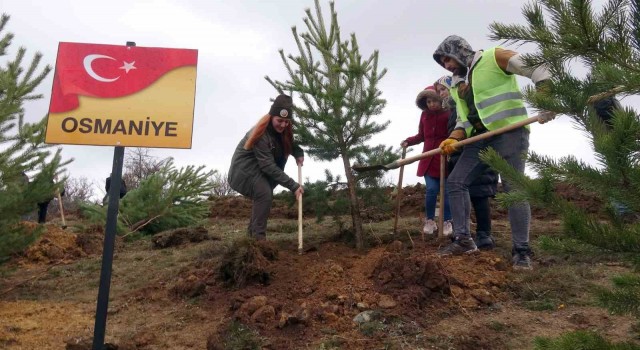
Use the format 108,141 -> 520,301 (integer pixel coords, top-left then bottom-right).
506,54 -> 552,84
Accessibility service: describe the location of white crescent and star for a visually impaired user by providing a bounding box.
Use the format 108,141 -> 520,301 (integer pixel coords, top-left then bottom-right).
82,54 -> 137,82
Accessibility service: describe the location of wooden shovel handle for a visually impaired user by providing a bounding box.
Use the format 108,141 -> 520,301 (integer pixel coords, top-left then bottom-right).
297,164 -> 303,254
54,175 -> 66,228
393,147 -> 407,234
438,155 -> 445,238
393,116 -> 540,168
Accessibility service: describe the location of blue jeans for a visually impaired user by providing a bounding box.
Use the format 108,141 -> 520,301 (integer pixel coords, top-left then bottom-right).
424,175 -> 451,221
446,127 -> 531,249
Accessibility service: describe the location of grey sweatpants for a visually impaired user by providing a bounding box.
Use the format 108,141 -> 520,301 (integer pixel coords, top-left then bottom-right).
446,127 -> 531,249
248,175 -> 274,240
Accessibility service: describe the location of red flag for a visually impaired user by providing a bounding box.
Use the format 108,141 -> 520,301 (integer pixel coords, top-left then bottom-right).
49,42 -> 198,113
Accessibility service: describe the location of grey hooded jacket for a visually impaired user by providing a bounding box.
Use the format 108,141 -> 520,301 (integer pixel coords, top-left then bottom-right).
433,35 -> 475,74
228,126 -> 303,197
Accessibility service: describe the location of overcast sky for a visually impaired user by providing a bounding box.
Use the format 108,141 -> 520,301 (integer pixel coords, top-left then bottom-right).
4,0 -> 634,198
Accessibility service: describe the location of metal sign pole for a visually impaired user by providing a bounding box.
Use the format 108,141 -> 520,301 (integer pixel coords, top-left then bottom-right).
91,145 -> 125,349
92,40 -> 135,350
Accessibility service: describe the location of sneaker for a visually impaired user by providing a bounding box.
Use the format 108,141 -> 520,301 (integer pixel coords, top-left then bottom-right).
437,236 -> 479,256
512,247 -> 533,270
442,220 -> 453,236
423,219 -> 437,235
474,232 -> 495,250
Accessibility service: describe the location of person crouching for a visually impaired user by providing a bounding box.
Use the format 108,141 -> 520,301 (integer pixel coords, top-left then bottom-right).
228,94 -> 304,241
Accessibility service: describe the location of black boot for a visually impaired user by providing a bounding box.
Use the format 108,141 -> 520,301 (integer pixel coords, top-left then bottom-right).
474,231 -> 495,250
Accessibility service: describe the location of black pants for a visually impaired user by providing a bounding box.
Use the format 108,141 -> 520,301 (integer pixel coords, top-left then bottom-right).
248,176 -> 274,240
471,196 -> 491,235
37,201 -> 51,224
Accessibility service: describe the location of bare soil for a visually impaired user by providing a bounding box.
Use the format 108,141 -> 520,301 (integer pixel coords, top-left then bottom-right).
0,184 -> 634,350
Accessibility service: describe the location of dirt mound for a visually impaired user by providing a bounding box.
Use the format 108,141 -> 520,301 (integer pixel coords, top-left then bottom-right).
371,251 -> 449,307
151,226 -> 210,249
370,247 -> 509,316
19,223 -> 84,265
553,182 -> 605,215
210,196 -> 252,219
395,184 -> 427,218
170,273 -> 209,299
436,253 -> 509,308
197,238 -> 512,349
218,239 -> 279,288
14,223 -> 120,266
74,225 -> 109,255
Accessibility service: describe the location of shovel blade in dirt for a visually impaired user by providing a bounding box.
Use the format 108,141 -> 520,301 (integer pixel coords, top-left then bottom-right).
352,116 -> 541,173
352,163 -> 396,172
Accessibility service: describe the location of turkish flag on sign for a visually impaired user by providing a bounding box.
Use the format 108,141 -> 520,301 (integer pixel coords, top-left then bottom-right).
49,42 -> 198,113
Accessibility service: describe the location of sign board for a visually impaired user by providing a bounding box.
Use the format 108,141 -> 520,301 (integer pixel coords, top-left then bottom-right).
45,42 -> 198,148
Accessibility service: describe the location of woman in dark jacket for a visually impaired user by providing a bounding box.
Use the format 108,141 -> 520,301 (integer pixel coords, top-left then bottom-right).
228,94 -> 304,240
435,76 -> 498,249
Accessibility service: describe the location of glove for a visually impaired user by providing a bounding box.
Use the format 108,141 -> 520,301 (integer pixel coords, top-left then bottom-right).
439,138 -> 460,155
538,110 -> 557,124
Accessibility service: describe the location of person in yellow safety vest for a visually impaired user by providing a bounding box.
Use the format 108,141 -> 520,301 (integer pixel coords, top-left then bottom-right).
432,35 -> 556,270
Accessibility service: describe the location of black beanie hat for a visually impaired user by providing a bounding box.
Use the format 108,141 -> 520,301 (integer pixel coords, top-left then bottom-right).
269,94 -> 293,119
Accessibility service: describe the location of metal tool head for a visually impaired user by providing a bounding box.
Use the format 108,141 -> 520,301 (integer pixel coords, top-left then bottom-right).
351,164 -> 389,172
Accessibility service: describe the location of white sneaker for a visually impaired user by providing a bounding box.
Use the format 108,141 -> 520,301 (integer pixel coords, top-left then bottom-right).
443,220 -> 453,236
423,219 -> 437,235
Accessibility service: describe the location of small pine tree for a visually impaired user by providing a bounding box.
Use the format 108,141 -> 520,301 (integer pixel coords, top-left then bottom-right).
266,0 -> 392,250
82,159 -> 213,235
483,0 -> 640,252
486,2 -> 640,344
0,14 -> 66,262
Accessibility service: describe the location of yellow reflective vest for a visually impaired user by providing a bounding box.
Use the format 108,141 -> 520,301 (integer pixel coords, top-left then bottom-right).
450,47 -> 529,137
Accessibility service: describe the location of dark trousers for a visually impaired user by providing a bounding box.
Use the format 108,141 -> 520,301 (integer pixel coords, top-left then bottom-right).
37,201 -> 50,223
471,196 -> 491,235
447,127 -> 530,249
248,176 -> 274,240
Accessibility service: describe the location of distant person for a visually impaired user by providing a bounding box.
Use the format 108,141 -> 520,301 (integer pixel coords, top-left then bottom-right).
592,95 -> 635,220
102,174 -> 128,205
435,75 -> 498,249
401,85 -> 452,236
37,177 -> 64,224
20,172 -> 31,221
593,95 -> 622,129
228,94 -> 304,241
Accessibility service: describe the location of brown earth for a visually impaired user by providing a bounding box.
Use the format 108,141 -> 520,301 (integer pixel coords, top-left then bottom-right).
205,241 -> 512,348
1,219 -> 636,350
17,222 -> 109,267
0,183 -> 632,350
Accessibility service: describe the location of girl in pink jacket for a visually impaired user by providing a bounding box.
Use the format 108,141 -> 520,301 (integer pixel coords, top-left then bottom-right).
401,86 -> 452,235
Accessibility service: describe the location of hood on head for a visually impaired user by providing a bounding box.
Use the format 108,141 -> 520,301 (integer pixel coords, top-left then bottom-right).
415,86 -> 441,110
434,75 -> 453,89
433,35 -> 475,70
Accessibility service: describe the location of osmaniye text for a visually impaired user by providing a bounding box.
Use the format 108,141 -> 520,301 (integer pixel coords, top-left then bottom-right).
60,117 -> 178,137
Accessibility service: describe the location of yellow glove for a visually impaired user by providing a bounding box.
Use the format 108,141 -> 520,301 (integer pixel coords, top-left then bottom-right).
439,138 -> 460,155
439,129 -> 466,155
